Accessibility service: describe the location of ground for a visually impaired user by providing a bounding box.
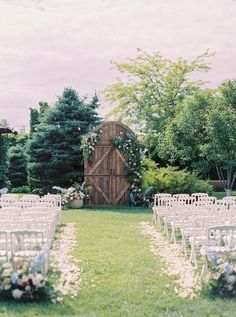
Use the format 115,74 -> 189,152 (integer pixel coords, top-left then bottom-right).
0,206 -> 236,317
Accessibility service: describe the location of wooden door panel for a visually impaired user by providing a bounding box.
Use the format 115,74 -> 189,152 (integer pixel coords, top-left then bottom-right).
111,176 -> 129,205
111,148 -> 126,176
87,176 -> 111,205
85,147 -> 129,205
84,122 -> 134,205
89,146 -> 112,175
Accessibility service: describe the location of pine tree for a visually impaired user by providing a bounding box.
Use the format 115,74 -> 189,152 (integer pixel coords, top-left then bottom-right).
8,144 -> 28,187
0,135 -> 9,188
29,102 -> 49,134
27,88 -> 101,194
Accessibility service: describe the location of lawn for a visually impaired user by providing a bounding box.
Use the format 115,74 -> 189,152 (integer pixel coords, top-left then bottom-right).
0,206 -> 236,317
213,191 -> 236,200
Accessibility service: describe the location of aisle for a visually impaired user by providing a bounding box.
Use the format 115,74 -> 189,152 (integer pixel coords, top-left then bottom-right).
63,206 -> 179,317
1,206 -> 236,317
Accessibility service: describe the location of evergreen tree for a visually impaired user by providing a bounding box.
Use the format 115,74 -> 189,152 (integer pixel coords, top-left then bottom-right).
8,144 -> 28,187
0,134 -> 9,188
0,120 -> 14,188
27,88 -> 101,194
29,102 -> 49,134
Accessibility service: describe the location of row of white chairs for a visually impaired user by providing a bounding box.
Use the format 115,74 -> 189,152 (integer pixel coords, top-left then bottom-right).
153,193 -> 236,274
0,194 -> 61,208
0,197 -> 61,275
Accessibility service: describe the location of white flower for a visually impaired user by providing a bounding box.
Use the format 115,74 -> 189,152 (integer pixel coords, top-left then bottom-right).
57,296 -> 63,302
223,262 -> 233,275
3,284 -> 11,290
2,269 -> 13,277
2,263 -> 12,270
12,289 -> 23,299
227,284 -> 233,291
226,275 -> 236,284
32,273 -> 44,288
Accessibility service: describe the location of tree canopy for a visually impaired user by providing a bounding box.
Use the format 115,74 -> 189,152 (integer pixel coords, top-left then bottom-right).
159,80 -> 236,194
105,49 -> 213,155
27,88 -> 101,194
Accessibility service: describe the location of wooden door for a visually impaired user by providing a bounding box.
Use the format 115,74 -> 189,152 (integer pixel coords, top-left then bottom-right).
85,145 -> 129,205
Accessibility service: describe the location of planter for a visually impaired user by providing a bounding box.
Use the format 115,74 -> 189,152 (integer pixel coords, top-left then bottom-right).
70,198 -> 84,208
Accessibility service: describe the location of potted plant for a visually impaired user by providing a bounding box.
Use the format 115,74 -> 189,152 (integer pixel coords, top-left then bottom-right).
53,182 -> 90,209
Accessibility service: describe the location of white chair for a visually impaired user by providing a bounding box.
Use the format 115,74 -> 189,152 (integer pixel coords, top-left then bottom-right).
201,225 -> 236,277
0,194 -> 19,208
0,231 -> 9,262
10,230 -> 47,271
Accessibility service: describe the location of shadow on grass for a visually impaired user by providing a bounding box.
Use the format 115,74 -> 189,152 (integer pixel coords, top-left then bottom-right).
64,205 -> 152,214
0,300 -> 76,316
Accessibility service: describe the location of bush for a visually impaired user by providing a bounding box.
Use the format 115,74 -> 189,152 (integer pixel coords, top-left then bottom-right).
142,158 -> 213,195
11,186 -> 31,194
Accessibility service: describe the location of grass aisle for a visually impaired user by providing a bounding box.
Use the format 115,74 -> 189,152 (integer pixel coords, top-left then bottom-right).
1,206 -> 236,317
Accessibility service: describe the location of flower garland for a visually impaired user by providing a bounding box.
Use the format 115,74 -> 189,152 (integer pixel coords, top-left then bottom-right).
81,128 -> 102,161
112,133 -> 144,205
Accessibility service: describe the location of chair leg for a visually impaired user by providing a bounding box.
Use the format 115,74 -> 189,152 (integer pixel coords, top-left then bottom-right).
181,234 -> 187,258
164,218 -> 169,239
190,245 -> 197,267
156,213 -> 161,231
201,256 -> 208,280
170,224 -> 176,243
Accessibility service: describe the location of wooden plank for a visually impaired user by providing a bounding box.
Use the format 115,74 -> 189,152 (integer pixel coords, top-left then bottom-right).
115,148 -> 126,164
87,176 -> 111,205
115,182 -> 129,204
89,146 -> 112,175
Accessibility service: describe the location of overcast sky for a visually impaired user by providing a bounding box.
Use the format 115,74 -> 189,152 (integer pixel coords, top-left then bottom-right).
0,0 -> 236,131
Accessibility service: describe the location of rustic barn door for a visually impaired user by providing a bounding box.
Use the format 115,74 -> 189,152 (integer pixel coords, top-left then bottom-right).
84,122 -> 133,205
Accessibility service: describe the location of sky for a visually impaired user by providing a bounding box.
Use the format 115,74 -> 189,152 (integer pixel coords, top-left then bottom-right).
0,0 -> 236,131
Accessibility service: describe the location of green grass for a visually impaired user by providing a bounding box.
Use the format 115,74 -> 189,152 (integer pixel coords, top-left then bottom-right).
1,206 -> 236,316
213,191 -> 236,199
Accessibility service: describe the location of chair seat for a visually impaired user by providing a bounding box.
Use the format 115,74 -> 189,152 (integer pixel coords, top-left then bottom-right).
189,235 -> 207,245
13,250 -> 40,257
201,245 -> 236,256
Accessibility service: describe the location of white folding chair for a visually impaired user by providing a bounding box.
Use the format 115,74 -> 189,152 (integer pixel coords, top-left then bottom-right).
201,225 -> 236,277
0,231 -> 9,262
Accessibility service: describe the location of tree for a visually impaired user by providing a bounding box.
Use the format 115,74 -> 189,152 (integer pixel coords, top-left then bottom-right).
104,49 -> 213,156
29,102 -> 49,134
27,88 -> 101,194
159,81 -> 236,195
158,90 -> 214,175
0,134 -> 9,188
0,119 -> 12,188
204,97 -> 236,195
8,144 -> 28,187
7,133 -> 29,188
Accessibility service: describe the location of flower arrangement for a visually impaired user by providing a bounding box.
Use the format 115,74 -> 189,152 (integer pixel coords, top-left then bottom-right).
113,133 -> 145,205
209,260 -> 236,297
0,259 -> 59,302
81,128 -> 102,161
53,182 -> 90,207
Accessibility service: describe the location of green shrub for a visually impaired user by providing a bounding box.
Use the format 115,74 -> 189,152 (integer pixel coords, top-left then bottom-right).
142,157 -> 213,195
11,186 -> 31,194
